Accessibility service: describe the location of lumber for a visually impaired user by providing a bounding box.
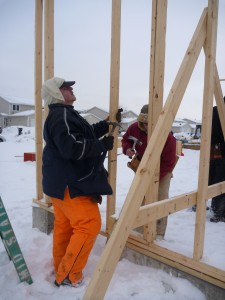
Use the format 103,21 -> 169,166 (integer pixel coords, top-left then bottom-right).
194,0 -> 218,260
106,0 -> 121,234
144,0 -> 167,243
35,0 -> 43,201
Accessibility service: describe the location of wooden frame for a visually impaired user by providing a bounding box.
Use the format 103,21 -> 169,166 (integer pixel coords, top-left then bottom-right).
34,0 -> 43,201
34,0 -> 54,206
106,0 -> 121,233
33,1 -> 225,299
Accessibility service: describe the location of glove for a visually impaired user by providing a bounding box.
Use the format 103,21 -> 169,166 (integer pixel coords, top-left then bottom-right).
102,135 -> 114,151
126,148 -> 135,158
116,108 -> 123,123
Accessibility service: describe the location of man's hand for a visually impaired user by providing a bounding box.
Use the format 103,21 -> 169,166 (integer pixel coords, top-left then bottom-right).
105,108 -> 123,124
102,136 -> 114,151
126,148 -> 135,158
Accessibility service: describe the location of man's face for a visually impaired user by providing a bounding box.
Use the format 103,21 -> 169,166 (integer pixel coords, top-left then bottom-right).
60,86 -> 76,105
143,122 -> 148,131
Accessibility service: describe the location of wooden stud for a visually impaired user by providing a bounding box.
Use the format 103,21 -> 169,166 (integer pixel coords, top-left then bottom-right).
34,0 -> 43,201
44,0 -> 54,81
144,0 -> 167,242
33,198 -> 54,212
43,0 -> 54,204
106,0 -> 121,234
194,0 -> 218,261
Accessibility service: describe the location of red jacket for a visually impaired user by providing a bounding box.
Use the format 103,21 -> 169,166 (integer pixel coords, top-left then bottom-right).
122,122 -> 176,180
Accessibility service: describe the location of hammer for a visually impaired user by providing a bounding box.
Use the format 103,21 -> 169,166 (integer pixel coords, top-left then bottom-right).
107,121 -> 123,136
128,136 -> 143,158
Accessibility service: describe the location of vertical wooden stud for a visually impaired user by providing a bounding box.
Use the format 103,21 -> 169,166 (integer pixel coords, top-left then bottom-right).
144,0 -> 167,242
35,0 -> 43,200
106,0 -> 121,233
44,0 -> 54,82
194,0 -> 218,260
43,0 -> 54,204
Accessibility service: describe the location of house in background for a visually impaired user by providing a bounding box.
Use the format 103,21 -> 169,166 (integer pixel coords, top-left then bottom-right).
120,110 -> 138,132
5,110 -> 36,127
182,118 -> 202,135
80,113 -> 102,125
122,110 -> 138,119
0,95 -> 36,114
81,106 -> 138,133
171,119 -> 192,134
0,95 -> 44,128
82,106 -> 108,120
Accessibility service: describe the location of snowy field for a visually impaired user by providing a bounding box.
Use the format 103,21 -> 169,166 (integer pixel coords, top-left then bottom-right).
0,126 -> 225,300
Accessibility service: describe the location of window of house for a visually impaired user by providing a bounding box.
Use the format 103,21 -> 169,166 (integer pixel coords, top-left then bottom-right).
12,104 -> 19,112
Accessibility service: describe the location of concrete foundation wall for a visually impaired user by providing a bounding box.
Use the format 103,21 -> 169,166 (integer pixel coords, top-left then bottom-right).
121,247 -> 225,300
32,206 -> 54,235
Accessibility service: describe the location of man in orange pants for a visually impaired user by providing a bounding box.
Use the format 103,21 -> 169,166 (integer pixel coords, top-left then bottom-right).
51,189 -> 101,285
41,77 -> 121,287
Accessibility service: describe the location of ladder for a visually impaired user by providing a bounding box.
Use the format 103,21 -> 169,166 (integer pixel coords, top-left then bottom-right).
0,196 -> 33,284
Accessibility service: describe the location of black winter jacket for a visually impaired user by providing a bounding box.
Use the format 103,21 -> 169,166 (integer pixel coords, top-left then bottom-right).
211,105 -> 225,157
42,103 -> 112,200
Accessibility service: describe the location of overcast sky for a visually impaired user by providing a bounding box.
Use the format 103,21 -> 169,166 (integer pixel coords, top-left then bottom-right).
0,0 -> 224,119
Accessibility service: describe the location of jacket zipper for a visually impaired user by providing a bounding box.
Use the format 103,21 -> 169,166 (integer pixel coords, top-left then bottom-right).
77,166 -> 95,182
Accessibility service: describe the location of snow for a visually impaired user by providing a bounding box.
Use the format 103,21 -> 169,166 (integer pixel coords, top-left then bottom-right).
0,126 -> 224,300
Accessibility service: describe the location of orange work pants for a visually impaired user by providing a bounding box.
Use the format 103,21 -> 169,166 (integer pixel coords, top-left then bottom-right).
51,188 -> 101,284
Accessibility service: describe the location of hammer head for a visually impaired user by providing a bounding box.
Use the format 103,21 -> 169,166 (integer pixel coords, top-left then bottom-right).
107,121 -> 123,136
128,136 -> 143,146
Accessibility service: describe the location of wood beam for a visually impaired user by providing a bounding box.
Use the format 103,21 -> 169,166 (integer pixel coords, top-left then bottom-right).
144,0 -> 167,242
194,0 -> 218,260
44,0 -> 54,81
43,0 -> 54,204
109,181 -> 225,229
126,238 -> 225,289
106,0 -> 121,234
35,0 -> 43,200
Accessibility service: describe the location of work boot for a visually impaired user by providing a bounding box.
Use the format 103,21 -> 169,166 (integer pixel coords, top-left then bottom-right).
55,275 -> 84,288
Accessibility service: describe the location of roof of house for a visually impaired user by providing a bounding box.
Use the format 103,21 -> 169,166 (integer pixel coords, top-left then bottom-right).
80,112 -> 102,121
182,118 -> 201,124
1,95 -> 35,106
6,110 -> 35,117
84,106 -> 108,114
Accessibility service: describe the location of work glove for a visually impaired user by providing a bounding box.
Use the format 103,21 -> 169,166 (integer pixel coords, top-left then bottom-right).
126,148 -> 135,158
116,108 -> 123,123
102,135 -> 114,151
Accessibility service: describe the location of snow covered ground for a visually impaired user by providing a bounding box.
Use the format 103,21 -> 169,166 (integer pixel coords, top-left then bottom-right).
0,126 -> 224,300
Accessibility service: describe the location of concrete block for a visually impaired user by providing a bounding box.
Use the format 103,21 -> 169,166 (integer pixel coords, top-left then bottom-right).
121,247 -> 225,300
32,206 -> 54,235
